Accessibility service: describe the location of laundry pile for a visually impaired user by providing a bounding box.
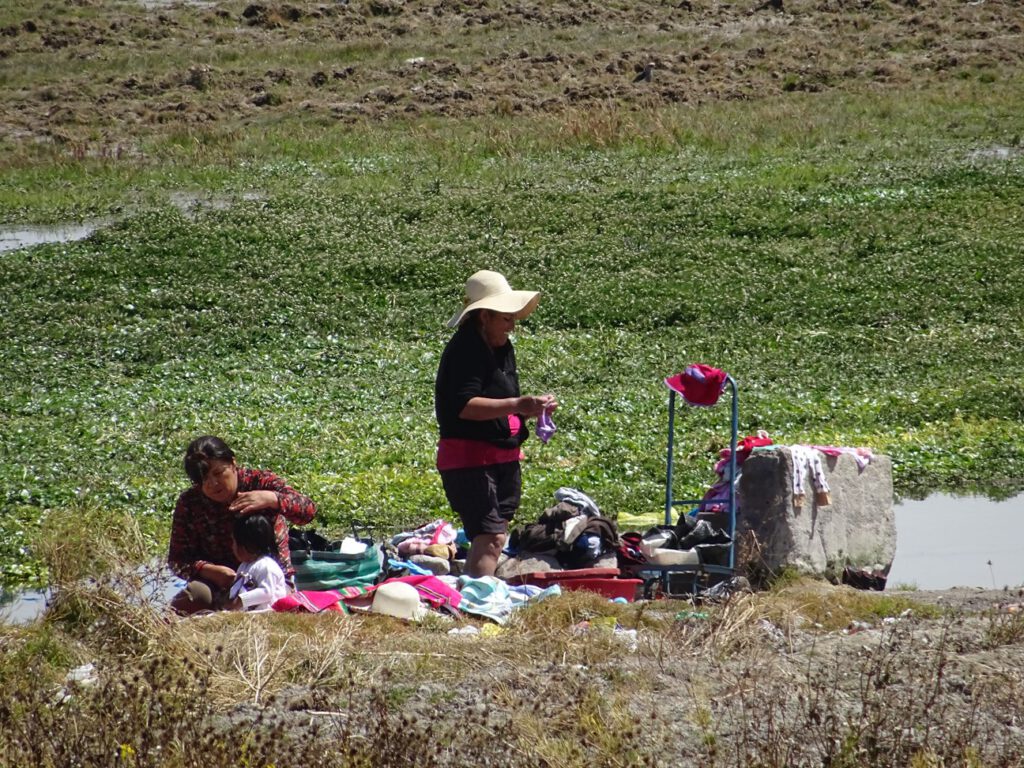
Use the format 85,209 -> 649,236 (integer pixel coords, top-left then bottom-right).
498,488 -> 619,577
274,437 -> 878,621
277,488 -> 638,621
273,572 -> 560,625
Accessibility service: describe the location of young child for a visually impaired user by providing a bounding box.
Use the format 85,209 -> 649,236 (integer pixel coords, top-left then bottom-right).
227,515 -> 290,612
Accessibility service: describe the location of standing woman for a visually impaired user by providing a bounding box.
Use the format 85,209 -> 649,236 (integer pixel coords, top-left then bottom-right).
435,270 -> 557,578
168,435 -> 317,613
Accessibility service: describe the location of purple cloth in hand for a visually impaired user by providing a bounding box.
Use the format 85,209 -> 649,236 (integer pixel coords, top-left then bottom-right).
535,408 -> 556,444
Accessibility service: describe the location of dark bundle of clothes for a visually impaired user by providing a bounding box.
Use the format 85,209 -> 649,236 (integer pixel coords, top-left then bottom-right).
510,501 -> 619,570
503,488 -> 619,573
618,513 -> 733,569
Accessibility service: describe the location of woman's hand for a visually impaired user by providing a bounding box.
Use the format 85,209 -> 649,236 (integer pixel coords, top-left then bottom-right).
518,394 -> 558,419
229,490 -> 280,515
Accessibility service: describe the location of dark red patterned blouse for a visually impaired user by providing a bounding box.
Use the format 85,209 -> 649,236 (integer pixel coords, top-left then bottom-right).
167,466 -> 317,580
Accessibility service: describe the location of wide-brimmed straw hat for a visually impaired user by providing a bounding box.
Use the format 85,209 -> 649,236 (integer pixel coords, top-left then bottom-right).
447,270 -> 541,328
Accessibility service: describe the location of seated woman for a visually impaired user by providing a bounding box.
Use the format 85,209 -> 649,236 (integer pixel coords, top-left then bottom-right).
168,435 -> 317,614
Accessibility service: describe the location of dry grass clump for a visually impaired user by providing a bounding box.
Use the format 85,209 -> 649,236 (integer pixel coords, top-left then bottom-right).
509,588 -> 625,632
29,506 -> 178,658
33,503 -> 150,587
660,591 -> 793,662
761,575 -> 941,631
982,609 -> 1024,650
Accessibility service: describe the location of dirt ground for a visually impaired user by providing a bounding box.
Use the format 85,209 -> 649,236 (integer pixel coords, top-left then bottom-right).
897,585 -> 1024,614
1,0 -> 1023,146
251,584 -> 1024,764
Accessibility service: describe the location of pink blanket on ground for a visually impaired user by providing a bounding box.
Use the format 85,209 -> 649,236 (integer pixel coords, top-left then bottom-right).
273,588 -> 367,613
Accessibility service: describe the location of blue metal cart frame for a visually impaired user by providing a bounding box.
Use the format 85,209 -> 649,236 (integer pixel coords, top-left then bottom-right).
632,373 -> 739,596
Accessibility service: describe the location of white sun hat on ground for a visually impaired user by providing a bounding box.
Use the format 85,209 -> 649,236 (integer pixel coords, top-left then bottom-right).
370,581 -> 427,621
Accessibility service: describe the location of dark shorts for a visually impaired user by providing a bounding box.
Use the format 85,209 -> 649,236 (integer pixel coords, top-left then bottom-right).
440,461 -> 522,541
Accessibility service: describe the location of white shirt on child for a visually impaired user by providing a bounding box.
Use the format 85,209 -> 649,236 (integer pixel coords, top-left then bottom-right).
229,555 -> 289,611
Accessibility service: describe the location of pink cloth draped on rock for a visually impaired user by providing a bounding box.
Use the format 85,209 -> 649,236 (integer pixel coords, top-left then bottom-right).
811,445 -> 874,470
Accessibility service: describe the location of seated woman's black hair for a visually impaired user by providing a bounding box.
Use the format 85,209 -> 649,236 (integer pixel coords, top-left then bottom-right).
184,435 -> 235,485
232,514 -> 278,560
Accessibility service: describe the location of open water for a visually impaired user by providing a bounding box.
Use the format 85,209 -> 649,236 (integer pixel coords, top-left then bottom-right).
0,566 -> 185,626
0,192 -> 257,254
0,221 -> 109,253
886,492 -> 1024,590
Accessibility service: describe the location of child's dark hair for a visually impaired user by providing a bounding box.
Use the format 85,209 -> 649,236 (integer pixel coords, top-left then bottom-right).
184,435 -> 235,485
232,514 -> 278,560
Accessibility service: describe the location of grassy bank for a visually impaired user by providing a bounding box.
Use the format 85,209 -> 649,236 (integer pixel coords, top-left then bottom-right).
2,516 -> 1021,767
1,1 -> 1023,586
3,3 -> 1024,766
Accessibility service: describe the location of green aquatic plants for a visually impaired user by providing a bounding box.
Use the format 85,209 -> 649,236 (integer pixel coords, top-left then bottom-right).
2,126 -> 1023,585
2,1 -> 1024,586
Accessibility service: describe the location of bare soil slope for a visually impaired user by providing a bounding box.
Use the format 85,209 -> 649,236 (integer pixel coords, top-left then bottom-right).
1,0 -> 1022,147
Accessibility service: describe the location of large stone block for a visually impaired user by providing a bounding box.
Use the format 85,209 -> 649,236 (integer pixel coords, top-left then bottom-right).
736,447 -> 896,581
